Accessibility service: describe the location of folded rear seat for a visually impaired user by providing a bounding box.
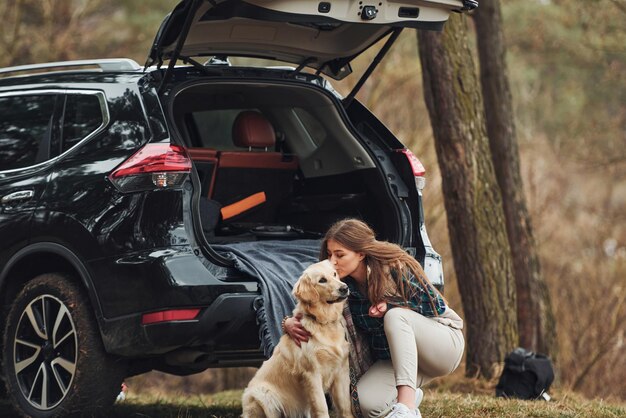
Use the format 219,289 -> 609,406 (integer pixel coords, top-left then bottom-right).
211,111 -> 298,227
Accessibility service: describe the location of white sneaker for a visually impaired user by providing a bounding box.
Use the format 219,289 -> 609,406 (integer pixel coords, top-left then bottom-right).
384,403 -> 418,418
415,388 -> 424,408
415,388 -> 424,418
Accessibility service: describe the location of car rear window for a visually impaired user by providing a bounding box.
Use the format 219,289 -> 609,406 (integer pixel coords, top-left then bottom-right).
191,107 -> 326,152
0,94 -> 57,171
61,93 -> 105,153
192,109 -> 258,150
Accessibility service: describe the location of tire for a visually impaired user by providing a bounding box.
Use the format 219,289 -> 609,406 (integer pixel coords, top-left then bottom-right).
2,273 -> 126,417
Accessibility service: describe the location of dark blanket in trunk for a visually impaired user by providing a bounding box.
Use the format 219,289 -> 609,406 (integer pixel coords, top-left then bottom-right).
213,239 -> 321,357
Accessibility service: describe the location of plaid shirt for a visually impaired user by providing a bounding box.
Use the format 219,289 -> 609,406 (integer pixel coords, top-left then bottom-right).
345,269 -> 446,360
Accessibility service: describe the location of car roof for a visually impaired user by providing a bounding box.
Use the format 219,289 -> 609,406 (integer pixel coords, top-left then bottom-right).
0,59 -> 147,89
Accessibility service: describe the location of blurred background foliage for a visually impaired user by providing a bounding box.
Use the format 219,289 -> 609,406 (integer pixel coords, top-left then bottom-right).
1,0 -> 623,401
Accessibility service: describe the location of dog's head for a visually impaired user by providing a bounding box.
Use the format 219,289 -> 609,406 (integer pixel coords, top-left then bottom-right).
293,260 -> 349,306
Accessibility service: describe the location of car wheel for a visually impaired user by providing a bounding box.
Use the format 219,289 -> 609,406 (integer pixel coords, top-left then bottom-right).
2,273 -> 126,417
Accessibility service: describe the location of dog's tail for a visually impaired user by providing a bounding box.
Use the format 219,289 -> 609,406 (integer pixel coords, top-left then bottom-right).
241,386 -> 283,418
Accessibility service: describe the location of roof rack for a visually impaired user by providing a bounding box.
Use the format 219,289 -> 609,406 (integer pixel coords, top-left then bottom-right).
0,58 -> 142,77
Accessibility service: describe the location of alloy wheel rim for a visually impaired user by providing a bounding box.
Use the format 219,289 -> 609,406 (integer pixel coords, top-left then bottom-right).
13,294 -> 78,410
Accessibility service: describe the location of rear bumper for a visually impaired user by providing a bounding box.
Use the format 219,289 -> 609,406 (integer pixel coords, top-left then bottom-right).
90,246 -> 265,365
88,246 -> 257,317
100,292 -> 263,363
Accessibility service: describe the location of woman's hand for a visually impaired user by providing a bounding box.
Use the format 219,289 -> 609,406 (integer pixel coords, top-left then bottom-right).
284,313 -> 311,347
368,302 -> 388,318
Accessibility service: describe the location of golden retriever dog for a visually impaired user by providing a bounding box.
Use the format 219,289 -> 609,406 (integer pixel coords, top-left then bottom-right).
242,260 -> 353,418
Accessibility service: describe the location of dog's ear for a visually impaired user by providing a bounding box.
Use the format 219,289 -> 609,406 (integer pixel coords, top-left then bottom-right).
293,273 -> 320,303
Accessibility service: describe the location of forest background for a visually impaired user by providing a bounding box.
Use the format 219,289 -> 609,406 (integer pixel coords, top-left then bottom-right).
1,0 -> 624,402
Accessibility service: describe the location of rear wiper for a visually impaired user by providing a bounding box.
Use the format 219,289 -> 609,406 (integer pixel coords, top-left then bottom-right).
179,55 -> 222,76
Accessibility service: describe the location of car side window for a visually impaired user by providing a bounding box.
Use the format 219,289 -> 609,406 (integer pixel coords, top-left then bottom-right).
0,94 -> 57,171
192,109 -> 257,150
61,93 -> 104,153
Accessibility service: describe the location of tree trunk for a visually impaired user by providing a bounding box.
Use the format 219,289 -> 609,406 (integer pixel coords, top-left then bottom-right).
473,0 -> 557,359
417,14 -> 518,379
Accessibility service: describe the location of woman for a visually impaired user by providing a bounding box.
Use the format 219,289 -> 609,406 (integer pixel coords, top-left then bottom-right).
283,219 -> 464,418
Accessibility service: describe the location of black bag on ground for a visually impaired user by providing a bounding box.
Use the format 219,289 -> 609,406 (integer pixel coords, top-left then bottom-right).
495,347 -> 555,400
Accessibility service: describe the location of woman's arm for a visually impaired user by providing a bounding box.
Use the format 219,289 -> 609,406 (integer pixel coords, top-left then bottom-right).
387,270 -> 447,316
283,313 -> 311,347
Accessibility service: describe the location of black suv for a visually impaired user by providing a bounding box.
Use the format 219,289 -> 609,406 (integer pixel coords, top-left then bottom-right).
0,0 -> 475,416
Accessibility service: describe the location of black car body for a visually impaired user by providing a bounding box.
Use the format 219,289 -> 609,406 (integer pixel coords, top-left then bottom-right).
0,0 -> 476,416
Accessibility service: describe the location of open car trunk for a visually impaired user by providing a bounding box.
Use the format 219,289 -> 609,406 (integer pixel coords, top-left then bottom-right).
164,76 -> 439,357
170,79 -> 405,245
149,0 -> 475,268
150,0 -> 466,287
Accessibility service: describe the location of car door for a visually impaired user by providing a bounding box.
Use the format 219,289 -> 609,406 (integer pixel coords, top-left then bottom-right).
0,92 -> 61,275
147,0 -> 477,79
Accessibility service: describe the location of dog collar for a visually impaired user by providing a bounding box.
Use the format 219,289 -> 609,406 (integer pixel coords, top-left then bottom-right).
304,313 -> 340,326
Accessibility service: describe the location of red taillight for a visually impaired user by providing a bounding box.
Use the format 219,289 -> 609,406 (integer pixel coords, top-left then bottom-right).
109,143 -> 191,192
111,143 -> 191,178
141,308 -> 201,325
399,149 -> 426,176
398,149 -> 426,191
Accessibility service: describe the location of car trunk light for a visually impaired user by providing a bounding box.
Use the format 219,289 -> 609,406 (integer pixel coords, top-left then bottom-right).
109,143 -> 191,192
141,308 -> 201,325
398,149 -> 426,191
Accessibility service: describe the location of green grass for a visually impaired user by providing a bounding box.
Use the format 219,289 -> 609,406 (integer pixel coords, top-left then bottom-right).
1,389 -> 624,417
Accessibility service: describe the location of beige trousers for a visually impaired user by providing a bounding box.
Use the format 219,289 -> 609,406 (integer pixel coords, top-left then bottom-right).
357,308 -> 465,418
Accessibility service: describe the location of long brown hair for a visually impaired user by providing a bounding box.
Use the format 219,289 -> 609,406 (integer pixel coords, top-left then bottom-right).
320,218 -> 443,312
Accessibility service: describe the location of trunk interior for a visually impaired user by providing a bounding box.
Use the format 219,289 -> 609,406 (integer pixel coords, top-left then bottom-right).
171,80 -> 403,244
